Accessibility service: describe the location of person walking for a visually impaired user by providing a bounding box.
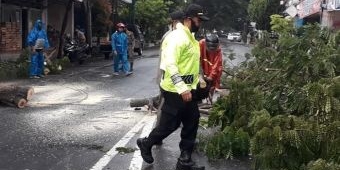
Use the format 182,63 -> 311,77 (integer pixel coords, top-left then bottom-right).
154,10 -> 185,143
111,23 -> 132,76
75,27 -> 86,44
199,33 -> 223,101
137,3 -> 209,167
156,10 -> 185,85
27,19 -> 50,79
125,26 -> 135,71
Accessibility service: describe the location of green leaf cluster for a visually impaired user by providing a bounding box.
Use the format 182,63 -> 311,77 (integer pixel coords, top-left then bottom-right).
113,0 -> 174,42
251,115 -> 340,170
46,57 -> 71,74
91,0 -> 113,37
202,15 -> 340,170
193,0 -> 249,31
135,0 -> 173,42
302,159 -> 340,170
248,0 -> 284,30
199,126 -> 250,160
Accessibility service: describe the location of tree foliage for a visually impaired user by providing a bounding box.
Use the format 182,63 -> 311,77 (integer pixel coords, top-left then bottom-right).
202,15 -> 340,170
134,0 -> 172,42
248,0 -> 284,30
117,0 -> 173,42
193,0 -> 249,31
92,0 -> 113,37
94,0 -> 251,40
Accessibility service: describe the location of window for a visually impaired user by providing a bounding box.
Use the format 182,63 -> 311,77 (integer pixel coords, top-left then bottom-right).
336,0 -> 340,9
328,0 -> 340,10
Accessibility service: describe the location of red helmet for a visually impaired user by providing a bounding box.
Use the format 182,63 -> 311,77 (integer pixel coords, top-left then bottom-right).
116,23 -> 125,28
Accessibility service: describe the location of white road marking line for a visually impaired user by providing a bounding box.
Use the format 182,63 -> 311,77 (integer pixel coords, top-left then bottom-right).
90,114 -> 155,170
128,115 -> 156,170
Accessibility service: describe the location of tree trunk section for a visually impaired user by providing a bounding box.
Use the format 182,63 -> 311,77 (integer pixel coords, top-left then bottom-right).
17,87 -> 34,100
199,108 -> 210,115
57,0 -> 74,59
0,85 -> 34,108
130,95 -> 161,108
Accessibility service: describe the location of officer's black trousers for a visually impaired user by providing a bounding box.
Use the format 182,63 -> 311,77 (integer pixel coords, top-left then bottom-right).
147,90 -> 200,153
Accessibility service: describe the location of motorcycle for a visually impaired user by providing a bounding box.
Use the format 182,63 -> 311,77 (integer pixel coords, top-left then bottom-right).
63,35 -> 90,64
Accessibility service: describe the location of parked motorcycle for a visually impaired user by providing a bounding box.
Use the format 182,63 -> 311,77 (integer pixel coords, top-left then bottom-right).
63,34 -> 90,64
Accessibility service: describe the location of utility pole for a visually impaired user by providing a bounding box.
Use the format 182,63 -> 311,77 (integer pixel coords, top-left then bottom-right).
0,0 -> 2,23
320,0 -> 326,25
112,0 -> 118,27
129,0 -> 136,24
84,0 -> 92,47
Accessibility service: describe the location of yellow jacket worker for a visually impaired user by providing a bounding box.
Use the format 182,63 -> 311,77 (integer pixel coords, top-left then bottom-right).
137,3 -> 209,167
159,22 -> 200,95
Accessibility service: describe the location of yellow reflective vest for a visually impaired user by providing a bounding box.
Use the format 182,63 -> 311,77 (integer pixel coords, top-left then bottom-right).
160,23 -> 200,94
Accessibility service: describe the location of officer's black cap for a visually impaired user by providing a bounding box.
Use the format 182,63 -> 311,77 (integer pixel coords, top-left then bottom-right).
184,4 -> 209,21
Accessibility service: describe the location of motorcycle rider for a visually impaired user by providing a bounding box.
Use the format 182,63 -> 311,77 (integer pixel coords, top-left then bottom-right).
75,27 -> 86,44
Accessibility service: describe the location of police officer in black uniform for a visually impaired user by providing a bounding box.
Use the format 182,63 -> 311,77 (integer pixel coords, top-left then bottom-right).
136,3 -> 209,169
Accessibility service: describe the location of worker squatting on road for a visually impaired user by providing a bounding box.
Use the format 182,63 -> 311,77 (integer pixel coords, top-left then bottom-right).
199,33 -> 223,102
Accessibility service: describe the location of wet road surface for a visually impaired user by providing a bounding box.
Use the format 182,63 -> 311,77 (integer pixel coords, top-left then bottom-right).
0,41 -> 252,170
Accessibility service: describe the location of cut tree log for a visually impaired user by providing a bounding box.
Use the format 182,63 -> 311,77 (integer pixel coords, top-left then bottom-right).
0,85 -> 34,100
0,96 -> 27,108
14,97 -> 27,108
17,87 -> 34,100
130,95 -> 161,109
131,94 -> 213,115
198,103 -> 212,109
199,108 -> 211,115
0,85 -> 34,108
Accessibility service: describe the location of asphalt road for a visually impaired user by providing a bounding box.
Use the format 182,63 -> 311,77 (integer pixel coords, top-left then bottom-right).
0,40 -> 252,170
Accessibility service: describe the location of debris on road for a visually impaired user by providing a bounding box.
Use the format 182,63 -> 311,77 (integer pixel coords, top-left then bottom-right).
116,147 -> 136,154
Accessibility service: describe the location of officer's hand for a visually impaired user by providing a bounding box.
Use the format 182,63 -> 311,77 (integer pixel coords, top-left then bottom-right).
31,46 -> 35,52
181,90 -> 192,102
113,50 -> 117,56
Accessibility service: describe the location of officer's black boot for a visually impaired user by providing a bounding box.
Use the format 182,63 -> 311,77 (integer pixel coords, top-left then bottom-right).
137,137 -> 154,164
179,150 -> 192,163
176,151 -> 194,170
176,151 -> 205,170
154,140 -> 163,145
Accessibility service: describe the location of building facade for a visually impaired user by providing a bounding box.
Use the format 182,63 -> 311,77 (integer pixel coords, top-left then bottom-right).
283,0 -> 340,30
0,0 -> 78,61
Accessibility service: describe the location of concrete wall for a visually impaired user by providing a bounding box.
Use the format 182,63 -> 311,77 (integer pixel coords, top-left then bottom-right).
0,4 -> 23,61
0,1 -> 75,61
326,11 -> 340,29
